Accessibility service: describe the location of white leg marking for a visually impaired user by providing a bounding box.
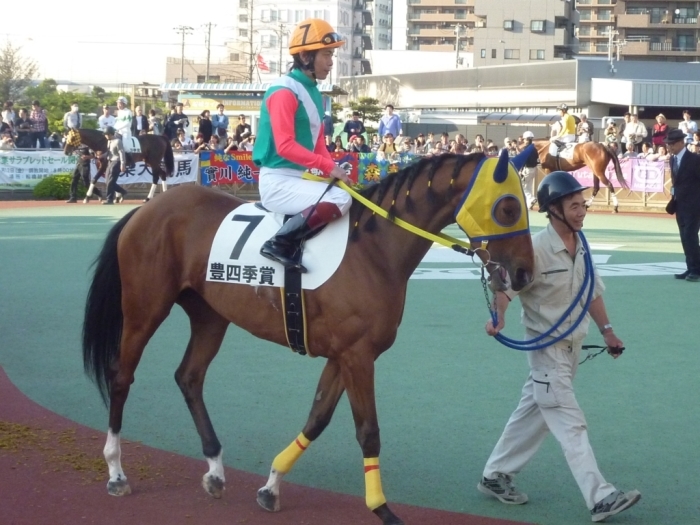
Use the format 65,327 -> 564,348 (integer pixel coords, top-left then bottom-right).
103,430 -> 127,483
205,450 -> 226,483
86,183 -> 95,197
161,181 -> 168,192
611,193 -> 619,206
263,467 -> 285,496
147,184 -> 157,199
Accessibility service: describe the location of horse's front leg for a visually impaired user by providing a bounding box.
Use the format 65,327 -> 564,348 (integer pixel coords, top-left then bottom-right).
340,353 -> 404,525
258,359 -> 346,512
607,182 -> 619,213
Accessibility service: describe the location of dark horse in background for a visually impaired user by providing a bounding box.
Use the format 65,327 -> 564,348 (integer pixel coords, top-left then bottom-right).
529,139 -> 628,212
82,151 -> 535,525
64,128 -> 174,201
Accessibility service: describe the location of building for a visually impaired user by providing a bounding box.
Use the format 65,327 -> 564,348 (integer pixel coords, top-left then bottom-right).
614,0 -> 700,62
576,0 -> 617,57
402,0 -> 478,57
165,42 -> 249,84
472,0 -> 577,66
372,0 -> 393,50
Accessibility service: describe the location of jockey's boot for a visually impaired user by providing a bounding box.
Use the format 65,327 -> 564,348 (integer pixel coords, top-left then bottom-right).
260,202 -> 342,273
554,140 -> 565,154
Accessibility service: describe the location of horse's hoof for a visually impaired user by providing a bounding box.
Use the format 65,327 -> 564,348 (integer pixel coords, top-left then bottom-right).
202,474 -> 225,499
107,479 -> 132,496
83,197 -> 89,204
257,486 -> 280,512
373,503 -> 404,525
143,198 -> 150,203
613,207 -> 619,213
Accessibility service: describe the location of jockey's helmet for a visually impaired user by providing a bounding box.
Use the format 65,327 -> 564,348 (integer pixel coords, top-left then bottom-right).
537,171 -> 585,213
289,19 -> 345,54
522,131 -> 535,139
558,104 -> 568,112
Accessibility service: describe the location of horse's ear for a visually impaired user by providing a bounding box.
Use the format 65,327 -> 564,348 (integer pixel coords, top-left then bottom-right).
493,148 -> 509,183
511,144 -> 535,172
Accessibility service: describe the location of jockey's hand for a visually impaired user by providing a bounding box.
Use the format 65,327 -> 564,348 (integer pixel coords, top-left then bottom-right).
485,316 -> 504,337
329,165 -> 349,183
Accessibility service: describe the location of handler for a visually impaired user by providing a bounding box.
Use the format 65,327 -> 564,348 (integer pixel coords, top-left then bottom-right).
478,171 -> 641,523
253,18 -> 351,273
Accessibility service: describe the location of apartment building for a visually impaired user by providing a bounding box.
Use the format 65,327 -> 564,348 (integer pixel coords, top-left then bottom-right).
575,0 -> 617,57
614,0 -> 700,61
404,0 -> 478,56
472,0 -> 577,66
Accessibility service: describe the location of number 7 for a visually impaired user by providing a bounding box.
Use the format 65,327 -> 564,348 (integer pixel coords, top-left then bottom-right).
230,215 -> 264,259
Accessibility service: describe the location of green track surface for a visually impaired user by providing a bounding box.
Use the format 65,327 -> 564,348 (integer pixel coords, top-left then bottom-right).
0,205 -> 695,524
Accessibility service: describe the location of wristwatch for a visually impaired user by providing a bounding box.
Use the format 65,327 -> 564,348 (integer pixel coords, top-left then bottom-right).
600,323 -> 613,334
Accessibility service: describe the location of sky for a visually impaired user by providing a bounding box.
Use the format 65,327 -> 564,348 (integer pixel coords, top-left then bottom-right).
4,2 -> 240,86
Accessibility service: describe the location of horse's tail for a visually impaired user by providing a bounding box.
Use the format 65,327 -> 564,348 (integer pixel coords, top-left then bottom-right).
82,207 -> 140,405
604,144 -> 628,189
163,137 -> 175,178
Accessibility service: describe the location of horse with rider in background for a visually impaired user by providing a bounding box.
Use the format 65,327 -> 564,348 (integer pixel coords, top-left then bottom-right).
63,128 -> 174,203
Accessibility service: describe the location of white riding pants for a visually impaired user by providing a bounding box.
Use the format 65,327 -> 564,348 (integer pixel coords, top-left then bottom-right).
259,169 -> 352,216
483,342 -> 616,509
549,134 -> 576,155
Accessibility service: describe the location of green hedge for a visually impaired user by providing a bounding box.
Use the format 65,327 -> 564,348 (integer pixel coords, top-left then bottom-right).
33,174 -> 86,200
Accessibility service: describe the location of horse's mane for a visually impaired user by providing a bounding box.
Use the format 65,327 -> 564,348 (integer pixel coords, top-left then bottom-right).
353,152 -> 484,234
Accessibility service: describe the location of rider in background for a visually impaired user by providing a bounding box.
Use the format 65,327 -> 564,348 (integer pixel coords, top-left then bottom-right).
253,18 -> 350,273
479,171 -> 640,523
550,104 -> 576,154
114,97 -> 133,140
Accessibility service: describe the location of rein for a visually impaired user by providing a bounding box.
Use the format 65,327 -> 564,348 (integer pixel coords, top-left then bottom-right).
302,173 -> 488,260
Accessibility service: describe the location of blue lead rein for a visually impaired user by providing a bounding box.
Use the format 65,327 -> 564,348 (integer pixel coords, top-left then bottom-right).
490,232 -> 596,351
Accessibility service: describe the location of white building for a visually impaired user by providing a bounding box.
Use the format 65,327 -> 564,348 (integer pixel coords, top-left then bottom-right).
236,0 -> 377,84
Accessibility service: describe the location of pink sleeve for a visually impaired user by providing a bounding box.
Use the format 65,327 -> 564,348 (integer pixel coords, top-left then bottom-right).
267,90 -> 337,175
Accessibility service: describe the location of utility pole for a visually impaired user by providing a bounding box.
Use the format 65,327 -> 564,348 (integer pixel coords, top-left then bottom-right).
454,24 -> 462,69
278,23 -> 286,76
249,0 -> 255,82
174,25 -> 194,82
203,22 -> 216,82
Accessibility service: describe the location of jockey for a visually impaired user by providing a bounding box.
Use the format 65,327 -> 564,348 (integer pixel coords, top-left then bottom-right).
550,104 -> 576,154
253,18 -> 351,273
114,96 -> 133,140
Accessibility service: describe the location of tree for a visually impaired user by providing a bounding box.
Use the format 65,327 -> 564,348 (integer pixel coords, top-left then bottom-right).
348,97 -> 382,125
0,42 -> 38,103
331,102 -> 343,124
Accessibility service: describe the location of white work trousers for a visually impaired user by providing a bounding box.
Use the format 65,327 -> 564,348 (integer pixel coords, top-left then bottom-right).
259,170 -> 352,216
520,167 -> 536,208
483,343 -> 616,509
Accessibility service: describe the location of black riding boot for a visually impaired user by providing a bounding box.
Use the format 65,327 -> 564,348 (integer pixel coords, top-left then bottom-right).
260,203 -> 342,273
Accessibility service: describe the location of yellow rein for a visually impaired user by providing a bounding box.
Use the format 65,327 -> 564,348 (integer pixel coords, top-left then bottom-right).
302,173 -> 478,256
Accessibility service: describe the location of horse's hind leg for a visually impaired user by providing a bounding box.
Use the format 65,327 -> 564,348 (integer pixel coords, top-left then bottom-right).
258,359 -> 346,512
586,176 -> 600,208
175,290 -> 230,498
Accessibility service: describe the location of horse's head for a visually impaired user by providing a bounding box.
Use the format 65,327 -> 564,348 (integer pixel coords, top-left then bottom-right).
455,148 -> 534,291
63,128 -> 82,155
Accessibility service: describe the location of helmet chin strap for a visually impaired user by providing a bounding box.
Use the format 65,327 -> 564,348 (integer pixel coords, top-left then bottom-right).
548,205 -> 578,234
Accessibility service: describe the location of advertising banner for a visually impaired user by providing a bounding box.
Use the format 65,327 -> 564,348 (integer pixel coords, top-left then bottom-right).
571,157 -> 666,193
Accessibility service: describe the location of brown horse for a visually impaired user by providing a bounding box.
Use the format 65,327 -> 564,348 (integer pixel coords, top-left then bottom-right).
529,139 -> 628,212
82,152 -> 535,525
64,128 -> 175,200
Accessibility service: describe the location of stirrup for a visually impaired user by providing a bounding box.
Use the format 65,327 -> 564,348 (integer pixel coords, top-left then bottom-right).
260,244 -> 307,273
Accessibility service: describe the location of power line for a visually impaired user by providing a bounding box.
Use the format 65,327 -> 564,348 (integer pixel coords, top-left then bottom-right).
174,26 -> 195,82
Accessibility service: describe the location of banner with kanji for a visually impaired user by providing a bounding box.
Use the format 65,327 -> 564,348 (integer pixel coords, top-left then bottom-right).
571,157 -> 666,193
0,150 -> 198,187
198,151 -> 418,186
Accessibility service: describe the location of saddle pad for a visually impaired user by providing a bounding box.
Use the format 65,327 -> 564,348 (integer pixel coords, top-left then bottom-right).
123,137 -> 141,154
558,143 -> 576,160
206,202 -> 349,290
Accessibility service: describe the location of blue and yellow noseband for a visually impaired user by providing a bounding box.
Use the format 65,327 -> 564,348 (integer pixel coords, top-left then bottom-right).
455,146 -> 534,242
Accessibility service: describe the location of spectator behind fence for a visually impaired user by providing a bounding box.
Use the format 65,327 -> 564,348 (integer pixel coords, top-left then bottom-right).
234,114 -> 251,144
652,114 -> 668,148
212,104 -> 229,141
343,111 -> 365,143
131,106 -> 150,136
14,108 -> 33,148
2,101 -> 15,132
149,109 -> 163,135
198,110 -> 213,142
209,135 -> 221,150
576,114 -> 593,143
378,104 -> 402,139
679,109 -> 697,143
30,100 -> 48,148
63,104 -> 82,130
98,105 -> 116,132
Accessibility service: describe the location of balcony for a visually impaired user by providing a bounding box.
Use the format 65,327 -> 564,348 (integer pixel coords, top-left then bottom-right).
419,43 -> 455,51
620,40 -> 700,56
408,12 -> 472,22
408,0 -> 474,5
617,12 -> 699,28
554,27 -> 571,46
408,28 -> 456,37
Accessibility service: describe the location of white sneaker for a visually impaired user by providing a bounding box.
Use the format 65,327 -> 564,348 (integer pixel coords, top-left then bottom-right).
590,489 -> 641,522
477,474 -> 528,505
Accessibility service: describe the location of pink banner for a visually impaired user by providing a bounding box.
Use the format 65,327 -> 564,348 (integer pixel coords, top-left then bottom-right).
571,158 -> 666,193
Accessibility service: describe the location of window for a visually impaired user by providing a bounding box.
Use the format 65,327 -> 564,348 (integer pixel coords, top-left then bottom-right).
239,0 -> 247,7
239,14 -> 248,23
269,60 -> 279,74
295,9 -> 305,22
579,10 -> 591,20
595,43 -> 609,53
229,53 -> 240,62
529,49 -> 545,60
480,48 -> 486,58
504,49 -> 520,59
578,26 -> 591,36
197,75 -> 220,83
503,19 -> 514,30
491,48 -> 497,58
314,9 -> 324,19
262,34 -> 278,48
530,20 -> 545,33
598,9 -> 611,21
239,29 -> 248,37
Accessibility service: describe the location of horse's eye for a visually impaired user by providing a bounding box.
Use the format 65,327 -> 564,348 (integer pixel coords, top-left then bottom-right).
492,196 -> 522,228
